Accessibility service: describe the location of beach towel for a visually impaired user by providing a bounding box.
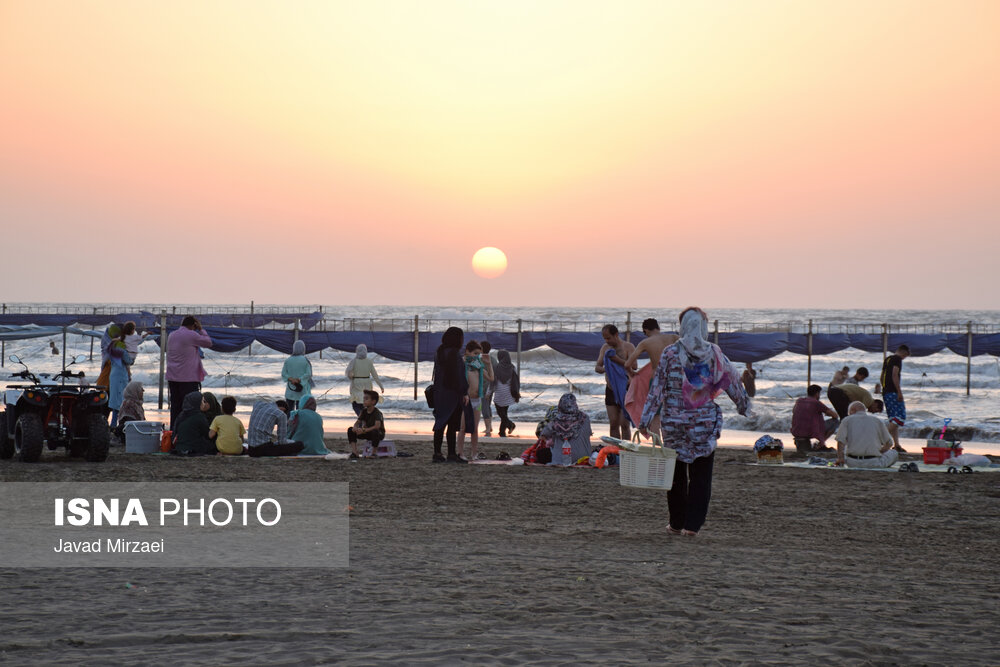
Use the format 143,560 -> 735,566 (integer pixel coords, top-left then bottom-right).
624,364 -> 652,427
604,349 -> 633,425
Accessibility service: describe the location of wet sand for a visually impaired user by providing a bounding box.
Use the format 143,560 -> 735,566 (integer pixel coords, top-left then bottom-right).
1,441 -> 997,665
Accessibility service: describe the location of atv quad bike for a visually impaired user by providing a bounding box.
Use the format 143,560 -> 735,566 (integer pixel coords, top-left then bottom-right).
0,354 -> 111,462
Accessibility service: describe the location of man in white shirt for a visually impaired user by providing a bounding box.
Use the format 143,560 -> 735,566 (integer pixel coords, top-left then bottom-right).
835,401 -> 898,468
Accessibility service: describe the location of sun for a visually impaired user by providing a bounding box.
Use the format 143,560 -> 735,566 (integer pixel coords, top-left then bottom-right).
471,247 -> 508,279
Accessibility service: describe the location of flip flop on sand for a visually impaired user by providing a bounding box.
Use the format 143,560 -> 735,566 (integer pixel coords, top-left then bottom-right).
680,530 -> 698,537
666,526 -> 682,536
898,462 -> 919,473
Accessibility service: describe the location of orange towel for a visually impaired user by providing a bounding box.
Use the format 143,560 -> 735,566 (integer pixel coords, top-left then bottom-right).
625,364 -> 653,427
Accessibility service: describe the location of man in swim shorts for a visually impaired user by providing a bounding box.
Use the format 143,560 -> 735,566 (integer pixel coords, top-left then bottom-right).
880,344 -> 910,453
595,324 -> 635,440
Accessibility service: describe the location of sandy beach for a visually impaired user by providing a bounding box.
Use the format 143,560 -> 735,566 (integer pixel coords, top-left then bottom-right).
1,439 -> 997,666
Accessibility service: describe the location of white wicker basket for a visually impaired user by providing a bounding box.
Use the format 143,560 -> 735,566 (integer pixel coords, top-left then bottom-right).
618,435 -> 677,491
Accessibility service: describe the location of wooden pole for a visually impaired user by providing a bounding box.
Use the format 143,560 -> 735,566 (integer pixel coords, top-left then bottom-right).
625,311 -> 631,343
713,320 -> 719,345
516,318 -> 523,377
966,321 -> 973,396
249,300 -> 254,356
89,325 -> 95,361
62,326 -> 67,371
807,319 -> 813,388
158,312 -> 167,409
1,303 -> 5,367
882,323 -> 888,361
413,315 -> 419,400
293,319 -> 300,345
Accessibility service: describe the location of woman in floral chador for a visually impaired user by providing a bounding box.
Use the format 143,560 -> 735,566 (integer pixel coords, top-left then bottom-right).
639,307 -> 749,536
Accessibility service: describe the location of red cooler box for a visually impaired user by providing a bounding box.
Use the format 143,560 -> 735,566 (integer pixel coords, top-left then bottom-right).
922,441 -> 962,465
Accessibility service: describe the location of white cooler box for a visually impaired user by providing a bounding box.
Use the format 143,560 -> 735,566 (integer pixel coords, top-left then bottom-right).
123,421 -> 164,453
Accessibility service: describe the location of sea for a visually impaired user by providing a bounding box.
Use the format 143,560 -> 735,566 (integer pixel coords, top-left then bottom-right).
4,305 -> 1000,454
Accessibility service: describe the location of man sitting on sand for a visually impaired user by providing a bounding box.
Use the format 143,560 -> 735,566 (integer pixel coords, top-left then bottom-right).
246,400 -> 304,457
790,385 -> 839,454
827,382 -> 883,419
835,401 -> 898,468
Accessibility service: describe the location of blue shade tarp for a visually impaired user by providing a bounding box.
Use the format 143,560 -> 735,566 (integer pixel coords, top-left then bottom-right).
0,325 -> 103,342
139,328 -> 1000,362
0,311 -> 324,330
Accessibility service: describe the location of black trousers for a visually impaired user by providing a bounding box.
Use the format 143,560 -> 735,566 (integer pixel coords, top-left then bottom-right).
497,405 -> 515,437
827,385 -> 851,419
168,381 -> 201,430
248,442 -> 304,457
347,428 -> 383,447
667,452 -> 715,533
433,404 -> 463,456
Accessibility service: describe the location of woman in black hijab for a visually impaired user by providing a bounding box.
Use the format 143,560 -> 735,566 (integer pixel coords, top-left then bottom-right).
431,327 -> 469,463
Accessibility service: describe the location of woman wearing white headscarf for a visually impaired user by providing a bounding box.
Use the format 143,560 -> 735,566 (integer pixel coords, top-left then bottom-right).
346,344 -> 384,416
639,307 -> 749,537
281,340 -> 314,410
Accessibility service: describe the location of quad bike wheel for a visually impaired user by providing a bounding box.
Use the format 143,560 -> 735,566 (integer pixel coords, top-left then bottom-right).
83,414 -> 110,462
15,413 -> 44,463
0,412 -> 13,459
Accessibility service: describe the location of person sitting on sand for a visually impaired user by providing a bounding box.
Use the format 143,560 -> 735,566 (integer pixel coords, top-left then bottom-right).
541,394 -> 593,466
638,307 -> 750,538
172,392 -> 217,456
347,390 -> 385,458
115,381 -> 146,438
827,382 -> 883,419
246,400 -> 304,457
290,395 -> 330,456
835,401 -> 898,468
201,391 -> 223,426
210,396 -> 247,455
790,385 -> 840,454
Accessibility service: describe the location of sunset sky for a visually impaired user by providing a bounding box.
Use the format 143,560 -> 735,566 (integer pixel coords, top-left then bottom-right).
1,1 -> 998,309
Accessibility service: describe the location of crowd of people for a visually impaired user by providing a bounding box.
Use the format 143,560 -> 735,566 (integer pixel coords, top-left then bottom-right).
90,310 -> 917,536
788,344 -> 910,467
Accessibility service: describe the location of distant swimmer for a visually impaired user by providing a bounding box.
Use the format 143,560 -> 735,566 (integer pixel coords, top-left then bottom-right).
829,366 -> 850,387
49,341 -> 59,355
741,362 -> 757,398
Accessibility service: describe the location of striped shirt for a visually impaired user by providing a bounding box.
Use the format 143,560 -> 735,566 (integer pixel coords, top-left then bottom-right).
247,401 -> 287,447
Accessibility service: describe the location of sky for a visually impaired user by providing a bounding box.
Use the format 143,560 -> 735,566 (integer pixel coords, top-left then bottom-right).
1,0 -> 998,309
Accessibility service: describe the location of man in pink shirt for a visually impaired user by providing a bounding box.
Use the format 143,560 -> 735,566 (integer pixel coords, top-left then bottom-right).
790,384 -> 840,454
166,315 -> 213,429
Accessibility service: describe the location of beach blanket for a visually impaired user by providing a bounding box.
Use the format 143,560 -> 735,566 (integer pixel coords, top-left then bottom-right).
624,364 -> 652,426
743,461 -> 1000,473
